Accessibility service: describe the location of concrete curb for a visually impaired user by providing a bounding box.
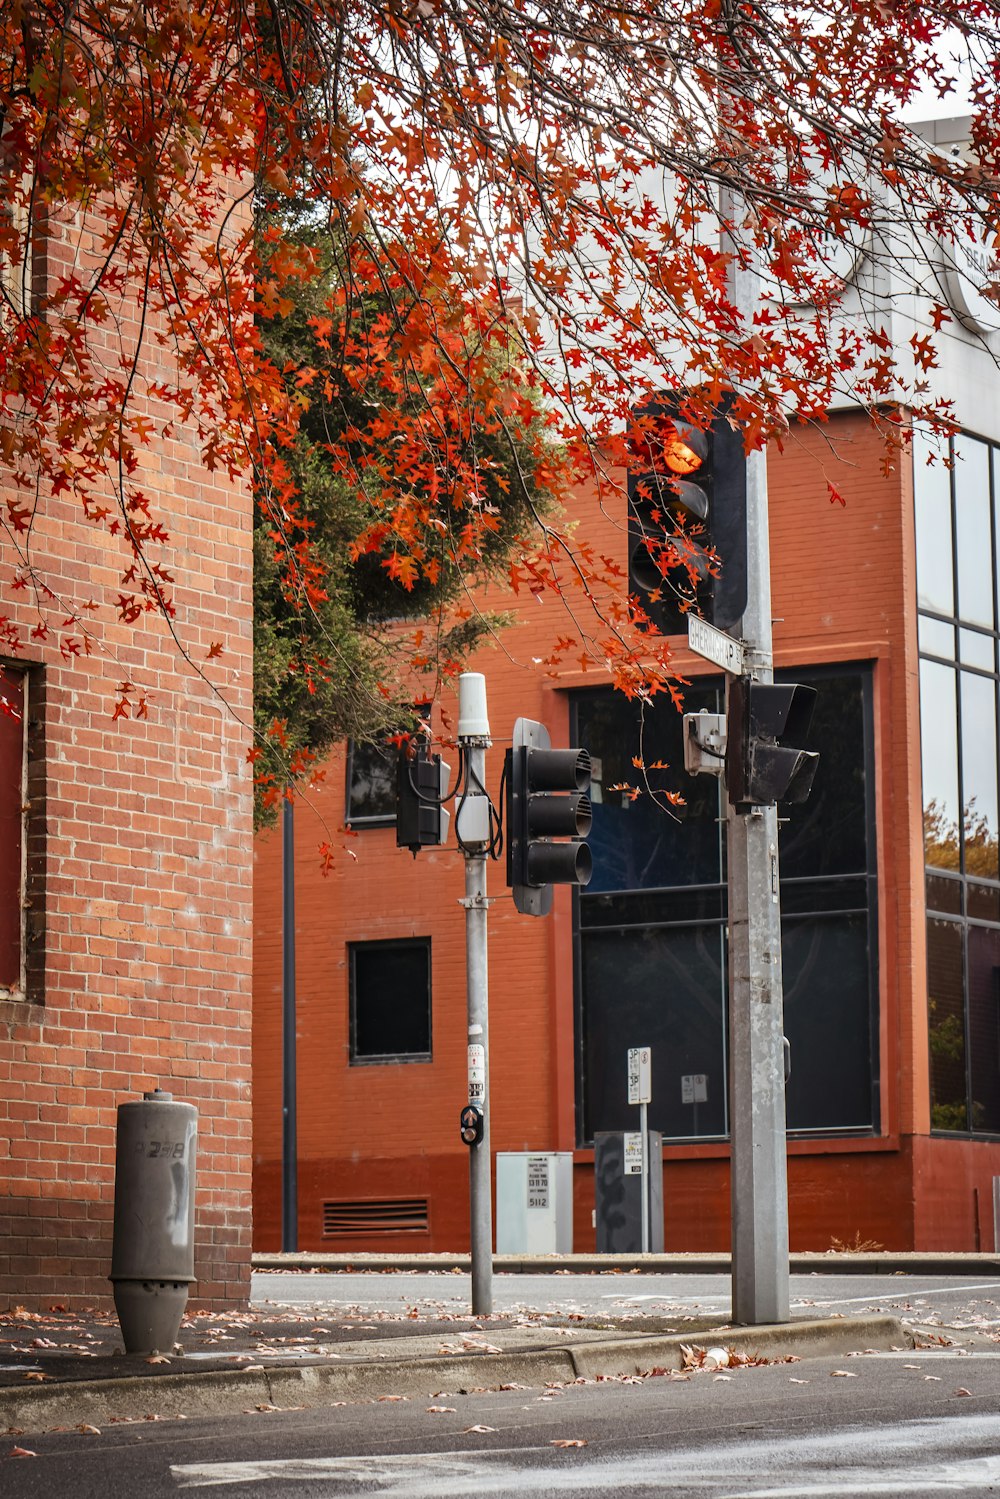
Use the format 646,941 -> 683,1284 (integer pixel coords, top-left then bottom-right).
252,1251 -> 1000,1277
0,1315 -> 914,1436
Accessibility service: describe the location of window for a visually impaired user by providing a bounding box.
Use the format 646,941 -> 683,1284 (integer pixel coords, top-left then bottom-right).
574,665 -> 878,1144
0,665 -> 26,994
349,938 -> 432,1062
915,426 -> 1000,1133
0,662 -> 43,1003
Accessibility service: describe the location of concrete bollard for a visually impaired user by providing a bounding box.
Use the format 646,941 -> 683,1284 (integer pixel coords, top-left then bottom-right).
110,1088 -> 197,1354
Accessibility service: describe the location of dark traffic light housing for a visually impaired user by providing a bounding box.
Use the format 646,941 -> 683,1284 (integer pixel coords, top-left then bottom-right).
396,742 -> 450,854
627,393 -> 747,635
724,677 -> 820,811
505,717 -> 593,917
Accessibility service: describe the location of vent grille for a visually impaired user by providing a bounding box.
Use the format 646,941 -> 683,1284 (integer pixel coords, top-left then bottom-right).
322,1197 -> 430,1237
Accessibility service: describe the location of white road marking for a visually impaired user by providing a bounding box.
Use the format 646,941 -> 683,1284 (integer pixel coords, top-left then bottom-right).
171,1416 -> 1000,1495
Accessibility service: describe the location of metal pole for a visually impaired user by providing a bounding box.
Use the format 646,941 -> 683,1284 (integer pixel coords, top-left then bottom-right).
723,192 -> 790,1326
639,1100 -> 650,1253
457,672 -> 494,1317
464,827 -> 493,1315
281,796 -> 298,1253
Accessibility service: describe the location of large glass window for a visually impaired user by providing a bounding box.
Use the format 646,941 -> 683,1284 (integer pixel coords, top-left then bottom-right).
574,666 -> 877,1145
916,426 -> 1000,1135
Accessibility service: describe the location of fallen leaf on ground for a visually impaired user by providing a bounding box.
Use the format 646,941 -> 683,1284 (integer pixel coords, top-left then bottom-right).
902,1364 -> 921,1370
830,1370 -> 857,1378
9,1446 -> 37,1457
923,1375 -> 942,1382
789,1378 -> 809,1384
23,1371 -> 52,1381
713,1374 -> 733,1381
146,1355 -> 170,1365
551,1438 -> 587,1448
463,1424 -> 497,1433
77,1424 -> 101,1434
954,1388 -> 973,1397
426,1406 -> 456,1414
377,1395 -> 408,1402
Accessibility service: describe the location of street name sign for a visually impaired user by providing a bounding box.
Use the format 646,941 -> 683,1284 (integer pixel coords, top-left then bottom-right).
688,616 -> 745,675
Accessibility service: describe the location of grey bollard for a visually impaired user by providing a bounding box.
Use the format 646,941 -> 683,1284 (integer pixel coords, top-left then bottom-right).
110,1088 -> 197,1354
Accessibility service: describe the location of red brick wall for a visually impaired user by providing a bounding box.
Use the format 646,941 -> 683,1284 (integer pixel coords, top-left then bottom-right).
0,210 -> 254,1310
253,410 -> 995,1253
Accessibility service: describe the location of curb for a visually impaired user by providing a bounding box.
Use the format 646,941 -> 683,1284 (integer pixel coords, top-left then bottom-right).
0,1315 -> 913,1436
252,1252 -> 1000,1277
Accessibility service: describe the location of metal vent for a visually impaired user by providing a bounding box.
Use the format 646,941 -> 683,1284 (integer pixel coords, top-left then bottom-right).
321,1197 -> 429,1237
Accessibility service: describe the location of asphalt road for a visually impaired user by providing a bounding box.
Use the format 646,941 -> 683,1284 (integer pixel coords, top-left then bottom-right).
251,1269 -> 1000,1336
5,1346 -> 1000,1497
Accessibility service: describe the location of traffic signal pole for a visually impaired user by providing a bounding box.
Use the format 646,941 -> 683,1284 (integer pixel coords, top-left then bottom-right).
457,674 -> 494,1316
723,200 -> 791,1326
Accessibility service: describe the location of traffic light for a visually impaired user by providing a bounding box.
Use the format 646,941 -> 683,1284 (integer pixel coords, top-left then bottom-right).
396,743 -> 450,853
627,393 -> 747,634
505,717 -> 593,917
724,676 -> 820,811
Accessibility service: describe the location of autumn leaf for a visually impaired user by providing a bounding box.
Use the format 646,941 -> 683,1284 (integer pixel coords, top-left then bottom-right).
551,1438 -> 588,1448
206,642 -> 224,660
9,1446 -> 37,1457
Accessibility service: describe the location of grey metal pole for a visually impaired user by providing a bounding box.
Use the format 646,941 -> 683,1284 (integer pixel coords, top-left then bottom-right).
723,194 -> 790,1326
464,821 -> 493,1316
639,1100 -> 650,1253
282,796 -> 299,1253
457,672 -> 494,1317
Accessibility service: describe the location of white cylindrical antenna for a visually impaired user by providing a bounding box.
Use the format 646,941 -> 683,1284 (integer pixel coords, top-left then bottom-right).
457,672 -> 490,741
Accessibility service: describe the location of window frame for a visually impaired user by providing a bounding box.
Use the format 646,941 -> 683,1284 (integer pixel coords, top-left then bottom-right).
571,663 -> 880,1147
916,425 -> 1000,1136
348,936 -> 433,1065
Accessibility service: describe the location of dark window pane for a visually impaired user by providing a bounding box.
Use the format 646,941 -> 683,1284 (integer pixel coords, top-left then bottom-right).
0,665 -> 25,990
968,924 -> 1000,1133
577,685 -> 722,892
782,913 -> 874,1131
914,428 -> 954,616
351,939 -> 431,1060
967,884 -> 1000,922
580,887 -> 725,929
919,615 -> 955,658
346,740 -> 397,823
580,925 -> 727,1141
920,660 -> 960,870
777,670 -> 868,880
927,872 -> 962,915
961,670 -> 999,880
927,917 -> 967,1131
954,436 -> 993,628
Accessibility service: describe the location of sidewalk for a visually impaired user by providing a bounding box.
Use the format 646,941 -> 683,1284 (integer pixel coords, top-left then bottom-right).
0,1290 -> 946,1438
253,1250 -> 1000,1276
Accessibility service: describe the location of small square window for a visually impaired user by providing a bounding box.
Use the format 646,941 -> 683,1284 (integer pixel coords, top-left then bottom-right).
350,938 -> 431,1063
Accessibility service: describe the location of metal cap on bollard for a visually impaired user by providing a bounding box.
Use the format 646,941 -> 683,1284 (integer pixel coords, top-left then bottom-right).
110,1087 -> 197,1355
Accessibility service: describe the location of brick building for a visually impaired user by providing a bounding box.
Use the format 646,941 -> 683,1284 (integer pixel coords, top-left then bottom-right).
0,210 -> 254,1309
253,117 -> 1000,1255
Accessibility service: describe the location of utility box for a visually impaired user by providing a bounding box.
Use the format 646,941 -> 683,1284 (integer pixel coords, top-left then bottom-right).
495,1152 -> 573,1254
110,1088 -> 197,1354
594,1131 -> 664,1253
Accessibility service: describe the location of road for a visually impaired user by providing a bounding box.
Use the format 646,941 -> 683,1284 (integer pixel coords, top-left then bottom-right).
251,1269 -> 1000,1336
5,1345 -> 1000,1496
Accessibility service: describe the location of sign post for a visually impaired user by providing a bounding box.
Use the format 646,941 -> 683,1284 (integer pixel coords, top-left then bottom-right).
627,1046 -> 652,1252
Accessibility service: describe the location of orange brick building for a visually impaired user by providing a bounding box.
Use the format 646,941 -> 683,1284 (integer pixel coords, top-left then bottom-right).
0,213 -> 254,1309
253,389 -> 1000,1255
